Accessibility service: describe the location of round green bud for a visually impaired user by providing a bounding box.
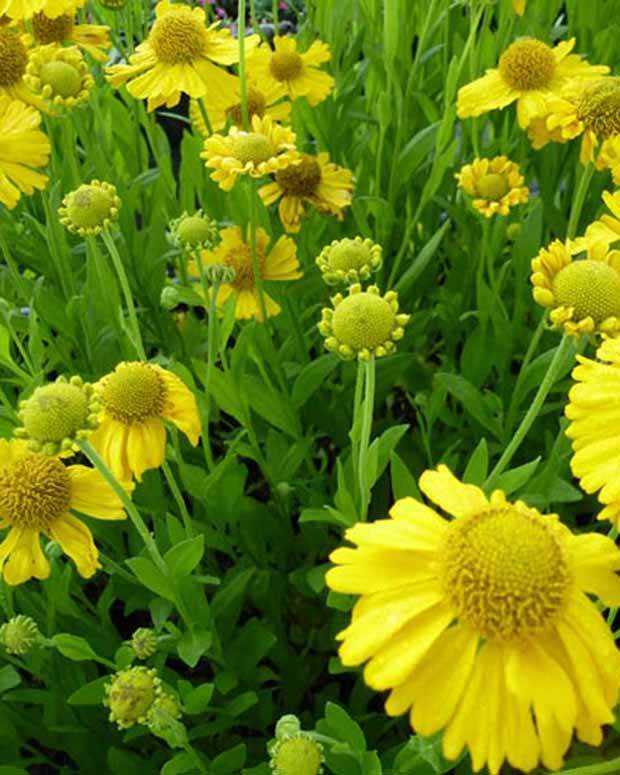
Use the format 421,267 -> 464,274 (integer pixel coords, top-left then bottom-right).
59,180 -> 120,236
272,735 -> 323,775
39,60 -> 81,98
0,615 -> 41,655
105,666 -> 160,729
130,627 -> 158,659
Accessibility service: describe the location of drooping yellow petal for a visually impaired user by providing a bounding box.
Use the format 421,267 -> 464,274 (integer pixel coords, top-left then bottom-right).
68,465 -> 127,521
49,513 -> 99,578
0,527 -> 49,585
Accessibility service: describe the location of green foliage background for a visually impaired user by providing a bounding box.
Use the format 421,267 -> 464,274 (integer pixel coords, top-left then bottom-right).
3,0 -> 620,772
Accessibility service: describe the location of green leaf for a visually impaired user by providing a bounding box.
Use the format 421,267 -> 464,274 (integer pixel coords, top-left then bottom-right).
67,676 -> 109,705
51,634 -> 98,662
177,627 -> 211,668
126,557 -> 175,601
396,220 -> 450,295
368,424 -> 409,487
165,535 -> 204,577
291,354 -> 339,408
463,438 -> 489,485
325,702 -> 366,750
210,744 -> 247,774
390,452 -> 421,500
0,665 -> 21,693
161,752 -> 198,775
434,373 -> 502,439
183,682 -> 214,714
493,458 -> 541,496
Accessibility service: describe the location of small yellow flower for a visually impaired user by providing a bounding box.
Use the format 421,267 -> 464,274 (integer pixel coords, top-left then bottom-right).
0,27 -> 47,108
530,239 -> 620,337
513,0 -> 526,13
566,337 -> 620,527
457,37 -> 608,128
455,156 -> 529,218
0,94 -> 50,209
316,236 -> 382,286
105,666 -> 161,729
190,226 -> 301,321
0,614 -> 41,654
0,439 -> 126,585
15,376 -> 99,455
574,190 -> 620,253
250,35 -> 334,107
89,361 -> 201,482
29,11 -> 111,63
189,67 -> 290,135
318,284 -> 410,361
259,152 -> 354,233
167,210 -> 218,252
202,114 -> 299,192
326,465 -> 620,774
106,0 -> 254,111
58,180 -> 120,236
0,0 -> 84,20
25,44 -> 93,111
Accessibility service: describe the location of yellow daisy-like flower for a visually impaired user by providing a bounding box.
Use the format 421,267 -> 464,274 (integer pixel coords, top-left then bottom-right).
530,239 -> 620,337
0,0 -> 84,20
566,338 -> 620,527
455,156 -> 529,218
326,465 -> 620,774
25,44 -> 93,111
29,11 -> 111,63
513,0 -> 526,14
189,71 -> 290,135
89,361 -> 201,483
0,439 -> 126,585
0,94 -> 50,209
0,26 -> 47,107
574,190 -> 620,253
250,35 -> 334,107
106,0 -> 252,111
457,37 -> 608,129
259,152 -> 354,234
202,114 -> 299,192
190,226 -> 301,321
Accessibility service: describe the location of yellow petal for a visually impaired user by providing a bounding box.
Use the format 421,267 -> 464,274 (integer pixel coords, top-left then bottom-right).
158,367 -> 201,446
0,527 -> 49,585
126,418 -> 167,481
49,513 -> 100,578
326,545 -> 437,594
419,465 -> 488,518
68,465 -> 128,521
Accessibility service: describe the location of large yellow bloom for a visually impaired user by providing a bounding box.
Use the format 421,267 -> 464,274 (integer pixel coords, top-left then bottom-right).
326,465 -> 620,774
0,95 -> 50,208
28,11 -> 111,63
0,0 -> 83,20
455,156 -> 529,218
106,1 -> 252,111
566,338 -> 620,527
89,362 -> 201,482
0,439 -> 126,585
457,37 -> 608,128
259,152 -> 354,233
189,71 -> 290,135
530,239 -> 620,337
250,35 -> 334,107
190,226 -> 301,321
202,114 -> 299,192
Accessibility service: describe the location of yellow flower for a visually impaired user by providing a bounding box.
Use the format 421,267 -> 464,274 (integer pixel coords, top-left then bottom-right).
326,465 -> 620,774
106,0 -> 253,111
259,152 -> 354,233
513,0 -> 526,13
105,666 -> 161,729
190,226 -> 301,321
90,361 -> 201,482
530,239 -> 620,337
25,44 -> 93,112
574,190 -> 620,253
0,95 -> 50,209
316,236 -> 382,286
0,0 -> 84,20
250,35 -> 334,107
0,26 -> 47,107
0,439 -> 126,585
29,11 -> 111,63
566,338 -> 620,527
202,114 -> 299,192
58,180 -> 120,236
455,156 -> 529,218
189,68 -> 290,135
457,37 -> 608,128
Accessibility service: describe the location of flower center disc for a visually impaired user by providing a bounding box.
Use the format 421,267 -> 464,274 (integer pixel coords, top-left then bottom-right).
441,507 -> 570,640
22,382 -> 89,444
150,12 -> 205,64
578,78 -> 620,139
66,184 -> 116,229
274,738 -> 322,775
222,244 -> 264,290
233,132 -> 275,165
33,13 -> 74,44
0,29 -> 28,87
101,363 -> 166,424
275,155 -> 322,197
328,240 -> 372,272
475,173 -> 510,201
0,455 -> 71,531
498,38 -> 556,91
331,293 -> 395,350
226,87 -> 267,126
40,60 -> 82,98
270,50 -> 303,81
552,260 -> 620,323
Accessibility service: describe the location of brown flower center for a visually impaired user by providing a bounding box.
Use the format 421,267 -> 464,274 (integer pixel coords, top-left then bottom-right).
33,13 -> 74,45
0,455 -> 71,531
498,38 -> 556,91
270,49 -> 303,82
150,11 -> 206,64
275,155 -> 322,197
0,29 -> 27,87
578,78 -> 620,139
225,87 -> 267,126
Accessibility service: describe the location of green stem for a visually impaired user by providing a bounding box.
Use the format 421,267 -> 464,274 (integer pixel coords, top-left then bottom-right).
485,335 -> 573,490
557,759 -> 620,775
567,162 -> 594,240
272,0 -> 279,26
197,97 -> 213,137
505,314 -> 545,433
238,0 -> 249,130
78,440 -> 167,575
193,249 -> 216,472
161,460 -> 193,538
101,229 -> 146,360
249,0 -> 259,35
247,183 -> 269,323
358,357 -> 376,521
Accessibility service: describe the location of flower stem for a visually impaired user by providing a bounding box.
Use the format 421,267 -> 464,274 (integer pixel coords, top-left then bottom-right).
247,183 -> 269,323
485,335 -> 573,490
101,229 -> 146,360
272,0 -> 279,26
161,460 -> 193,538
238,0 -> 249,130
203,276 -> 220,472
358,357 -> 376,521
567,162 -> 594,240
557,759 -> 620,775
78,440 -> 167,575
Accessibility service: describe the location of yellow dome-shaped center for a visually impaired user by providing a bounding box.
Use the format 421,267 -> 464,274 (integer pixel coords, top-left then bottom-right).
226,87 -> 267,126
101,363 -> 167,425
552,260 -> 620,323
32,13 -> 74,44
0,454 -> 71,531
106,667 -> 158,729
150,11 -> 205,64
328,239 -> 372,272
40,60 -> 82,98
0,29 -> 28,87
578,78 -> 620,139
270,50 -> 303,82
332,293 -> 395,350
65,183 -> 117,229
441,506 -> 570,640
275,155 -> 321,197
499,38 -> 556,91
475,173 -> 510,201
21,382 -> 89,445
273,737 -> 322,775
232,132 -> 275,165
